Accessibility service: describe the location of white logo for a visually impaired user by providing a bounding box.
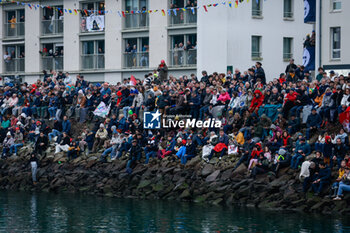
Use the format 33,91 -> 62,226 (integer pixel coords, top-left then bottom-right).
303,48 -> 311,67
304,0 -> 310,19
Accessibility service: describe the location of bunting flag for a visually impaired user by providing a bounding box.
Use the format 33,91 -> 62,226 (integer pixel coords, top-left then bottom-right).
1,0 -> 255,17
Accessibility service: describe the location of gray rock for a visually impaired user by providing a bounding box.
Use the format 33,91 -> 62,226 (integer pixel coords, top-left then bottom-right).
206,170 -> 220,183
201,164 -> 214,176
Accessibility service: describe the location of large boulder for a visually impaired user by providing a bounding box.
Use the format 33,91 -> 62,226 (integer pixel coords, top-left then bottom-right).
201,164 -> 214,176
206,170 -> 220,183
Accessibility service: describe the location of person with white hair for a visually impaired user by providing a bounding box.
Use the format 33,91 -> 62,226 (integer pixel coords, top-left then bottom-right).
2,132 -> 14,158
92,123 -> 108,153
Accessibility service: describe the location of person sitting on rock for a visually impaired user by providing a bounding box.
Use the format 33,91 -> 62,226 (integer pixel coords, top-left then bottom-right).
232,136 -> 254,171
330,160 -> 347,198
1,132 -> 14,158
311,161 -> 331,196
10,127 -> 23,156
159,135 -> 176,158
300,150 -> 323,182
144,136 -> 158,164
247,142 -> 263,172
35,132 -> 49,156
333,166 -> 350,201
176,137 -> 196,165
55,132 -> 71,154
100,130 -> 122,162
126,139 -> 142,174
290,138 -> 310,170
92,123 -> 108,153
115,133 -> 130,159
251,152 -> 270,179
67,140 -> 80,160
207,129 -> 229,161
271,148 -> 291,177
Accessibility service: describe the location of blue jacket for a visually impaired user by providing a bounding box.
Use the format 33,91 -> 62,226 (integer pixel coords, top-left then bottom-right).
295,142 -> 311,156
218,134 -> 229,146
62,120 -> 71,134
316,167 -> 331,182
306,113 -> 322,128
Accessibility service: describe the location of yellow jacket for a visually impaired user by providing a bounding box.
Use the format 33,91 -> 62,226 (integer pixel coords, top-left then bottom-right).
234,131 -> 245,145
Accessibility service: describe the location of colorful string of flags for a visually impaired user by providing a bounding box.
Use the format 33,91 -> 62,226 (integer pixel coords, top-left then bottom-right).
0,0 -> 266,17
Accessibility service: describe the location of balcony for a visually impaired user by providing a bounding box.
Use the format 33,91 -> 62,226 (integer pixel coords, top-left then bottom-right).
81,54 -> 105,70
169,9 -> 197,26
42,56 -> 63,71
169,49 -> 196,67
4,58 -> 25,73
4,23 -> 24,38
283,53 -> 293,60
124,13 -> 149,30
123,52 -> 149,68
42,19 -> 63,36
80,16 -> 105,33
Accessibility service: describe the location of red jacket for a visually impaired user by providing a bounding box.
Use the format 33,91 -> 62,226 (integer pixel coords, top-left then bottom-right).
250,89 -> 264,112
284,91 -> 298,103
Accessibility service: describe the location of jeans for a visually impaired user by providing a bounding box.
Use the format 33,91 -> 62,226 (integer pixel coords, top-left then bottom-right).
31,163 -> 38,182
337,181 -> 350,196
49,129 -> 62,142
290,153 -> 304,169
176,146 -> 195,164
10,143 -> 23,154
312,180 -> 329,194
290,106 -> 303,118
48,107 -> 57,118
199,105 -> 209,120
145,151 -> 157,164
208,147 -> 227,160
233,153 -> 249,170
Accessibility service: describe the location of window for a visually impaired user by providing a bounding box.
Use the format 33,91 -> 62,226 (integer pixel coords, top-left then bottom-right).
3,45 -> 25,73
81,40 -> 105,69
41,43 -> 64,71
332,0 -> 341,11
124,37 -> 149,68
42,6 -> 64,35
80,1 -> 105,32
252,0 -> 262,17
169,34 -> 197,67
251,36 -> 262,59
283,38 -> 293,60
5,9 -> 25,38
331,27 -> 341,59
124,0 -> 149,29
169,0 -> 197,26
283,0 -> 293,18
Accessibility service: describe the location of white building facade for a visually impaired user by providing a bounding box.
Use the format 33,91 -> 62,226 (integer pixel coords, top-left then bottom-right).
316,0 -> 350,75
0,0 -> 311,84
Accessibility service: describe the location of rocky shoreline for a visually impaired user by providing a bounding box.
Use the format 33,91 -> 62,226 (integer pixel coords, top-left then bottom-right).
1,153 -> 349,215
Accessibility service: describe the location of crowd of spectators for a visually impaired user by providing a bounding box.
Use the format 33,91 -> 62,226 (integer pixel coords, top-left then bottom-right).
1,60 -> 350,200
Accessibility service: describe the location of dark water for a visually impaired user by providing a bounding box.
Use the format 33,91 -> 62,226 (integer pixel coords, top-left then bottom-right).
0,191 -> 349,233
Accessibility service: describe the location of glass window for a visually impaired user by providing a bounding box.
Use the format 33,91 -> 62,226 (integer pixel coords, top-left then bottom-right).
283,0 -> 293,18
252,0 -> 262,17
170,34 -> 197,67
283,38 -> 293,60
252,36 -> 261,58
81,40 -> 105,69
331,27 -> 341,59
124,37 -> 149,68
332,0 -> 341,11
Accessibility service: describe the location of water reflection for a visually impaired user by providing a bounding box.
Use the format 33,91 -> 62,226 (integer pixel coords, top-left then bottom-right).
0,191 -> 350,233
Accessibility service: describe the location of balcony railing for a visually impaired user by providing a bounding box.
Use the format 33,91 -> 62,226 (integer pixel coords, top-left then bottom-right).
42,19 -> 64,35
283,53 -> 293,60
124,13 -> 149,29
4,58 -> 25,73
283,11 -> 294,18
169,49 -> 196,67
42,56 -> 63,71
169,9 -> 197,26
81,54 -> 105,70
123,52 -> 149,68
4,22 -> 25,38
252,10 -> 262,17
251,52 -> 262,59
80,16 -> 105,33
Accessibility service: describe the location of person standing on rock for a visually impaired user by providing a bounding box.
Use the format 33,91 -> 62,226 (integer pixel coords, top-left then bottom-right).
29,153 -> 39,185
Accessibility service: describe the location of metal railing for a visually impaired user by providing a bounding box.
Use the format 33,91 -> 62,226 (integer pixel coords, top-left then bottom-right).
283,53 -> 293,60
283,11 -> 293,18
42,56 -> 63,71
81,54 -> 105,69
80,16 -> 105,33
169,9 -> 197,26
4,58 -> 25,73
124,13 -> 149,29
251,52 -> 262,59
4,22 -> 25,38
169,49 -> 197,67
123,52 -> 149,68
42,19 -> 64,35
252,10 -> 262,17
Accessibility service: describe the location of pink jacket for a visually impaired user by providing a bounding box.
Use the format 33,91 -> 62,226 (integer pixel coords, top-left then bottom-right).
217,92 -> 231,103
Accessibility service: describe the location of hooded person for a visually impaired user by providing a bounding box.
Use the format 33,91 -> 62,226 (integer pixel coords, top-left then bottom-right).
249,89 -> 264,113
157,60 -> 168,83
248,142 -> 263,171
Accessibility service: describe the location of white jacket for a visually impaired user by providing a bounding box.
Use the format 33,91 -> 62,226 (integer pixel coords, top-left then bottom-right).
341,94 -> 350,106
